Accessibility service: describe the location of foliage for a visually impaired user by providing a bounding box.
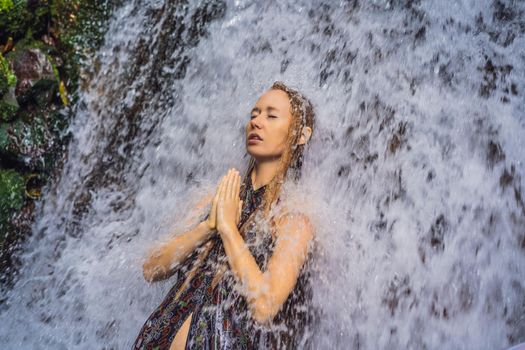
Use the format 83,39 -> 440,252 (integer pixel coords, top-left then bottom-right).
0,0 -> 51,43
0,0 -> 14,13
49,0 -> 112,102
0,168 -> 25,216
0,0 -> 113,253
0,53 -> 17,96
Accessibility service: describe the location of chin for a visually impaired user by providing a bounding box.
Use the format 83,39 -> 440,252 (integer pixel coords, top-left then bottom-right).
246,147 -> 260,157
246,147 -> 264,158
246,148 -> 282,161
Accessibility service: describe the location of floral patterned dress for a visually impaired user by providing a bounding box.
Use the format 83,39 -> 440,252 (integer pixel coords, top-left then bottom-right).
132,176 -> 318,349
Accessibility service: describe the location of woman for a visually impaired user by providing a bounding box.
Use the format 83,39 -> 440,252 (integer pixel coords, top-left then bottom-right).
133,81 -> 318,349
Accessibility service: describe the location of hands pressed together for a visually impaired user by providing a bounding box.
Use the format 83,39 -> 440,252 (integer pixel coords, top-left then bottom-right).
205,168 -> 244,235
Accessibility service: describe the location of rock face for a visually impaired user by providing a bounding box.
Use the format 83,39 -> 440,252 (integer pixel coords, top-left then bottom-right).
0,0 -> 113,288
0,85 -> 18,122
9,47 -> 58,103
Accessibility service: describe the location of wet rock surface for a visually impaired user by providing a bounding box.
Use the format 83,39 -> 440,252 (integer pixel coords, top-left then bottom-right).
0,0 -> 114,288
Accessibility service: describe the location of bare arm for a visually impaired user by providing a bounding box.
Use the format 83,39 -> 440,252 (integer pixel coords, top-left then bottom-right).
215,169 -> 314,324
142,188 -> 218,283
219,212 -> 314,324
142,219 -> 215,283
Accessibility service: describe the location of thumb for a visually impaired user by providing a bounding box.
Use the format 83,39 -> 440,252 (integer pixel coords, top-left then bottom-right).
237,200 -> 243,223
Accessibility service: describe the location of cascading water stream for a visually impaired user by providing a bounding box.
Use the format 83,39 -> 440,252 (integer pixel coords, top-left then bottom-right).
0,1 -> 524,349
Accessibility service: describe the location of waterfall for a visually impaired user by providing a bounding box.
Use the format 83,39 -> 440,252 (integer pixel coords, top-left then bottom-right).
1,0 -> 524,349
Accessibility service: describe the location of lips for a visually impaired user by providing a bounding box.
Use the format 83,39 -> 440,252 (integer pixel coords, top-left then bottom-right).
248,132 -> 263,141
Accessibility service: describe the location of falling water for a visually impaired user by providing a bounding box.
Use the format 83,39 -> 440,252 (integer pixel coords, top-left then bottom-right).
1,0 -> 524,349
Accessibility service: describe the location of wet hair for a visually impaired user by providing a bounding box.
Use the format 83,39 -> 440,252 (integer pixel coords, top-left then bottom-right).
241,81 -> 316,217
237,82 -> 319,348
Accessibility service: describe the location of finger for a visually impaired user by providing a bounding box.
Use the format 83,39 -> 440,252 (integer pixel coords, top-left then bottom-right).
218,173 -> 228,201
212,176 -> 225,212
216,175 -> 226,198
230,171 -> 237,200
229,169 -> 237,199
217,174 -> 226,191
237,200 -> 243,223
221,170 -> 229,200
231,170 -> 239,201
213,176 -> 224,201
234,172 -> 241,200
226,169 -> 235,200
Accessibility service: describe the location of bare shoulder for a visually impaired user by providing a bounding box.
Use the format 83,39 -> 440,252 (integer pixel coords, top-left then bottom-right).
272,209 -> 315,241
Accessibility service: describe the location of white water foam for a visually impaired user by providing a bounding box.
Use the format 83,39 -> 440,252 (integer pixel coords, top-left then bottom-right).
1,1 -> 524,349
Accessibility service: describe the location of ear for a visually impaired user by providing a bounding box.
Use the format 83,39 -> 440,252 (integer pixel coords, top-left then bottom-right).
297,126 -> 312,145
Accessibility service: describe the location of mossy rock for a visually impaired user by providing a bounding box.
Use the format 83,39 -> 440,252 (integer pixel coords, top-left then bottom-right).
0,52 -> 17,97
0,85 -> 19,121
0,116 -> 54,172
0,167 -> 26,243
45,107 -> 70,138
49,0 -> 114,103
8,35 -> 58,60
0,0 -> 50,43
0,122 -> 8,150
0,0 -> 29,42
6,46 -> 59,107
25,77 -> 59,108
0,168 -> 25,217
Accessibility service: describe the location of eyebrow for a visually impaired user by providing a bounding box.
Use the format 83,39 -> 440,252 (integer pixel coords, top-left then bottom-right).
251,106 -> 280,114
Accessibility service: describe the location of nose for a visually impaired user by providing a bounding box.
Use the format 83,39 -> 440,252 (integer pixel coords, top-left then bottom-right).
249,115 -> 262,129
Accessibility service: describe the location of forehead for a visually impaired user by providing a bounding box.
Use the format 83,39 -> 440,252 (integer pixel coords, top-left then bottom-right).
254,89 -> 291,114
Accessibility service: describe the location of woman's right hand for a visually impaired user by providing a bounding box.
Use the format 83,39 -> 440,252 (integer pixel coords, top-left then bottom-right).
204,174 -> 226,230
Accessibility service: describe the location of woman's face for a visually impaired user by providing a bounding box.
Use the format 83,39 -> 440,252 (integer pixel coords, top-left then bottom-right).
245,89 -> 293,160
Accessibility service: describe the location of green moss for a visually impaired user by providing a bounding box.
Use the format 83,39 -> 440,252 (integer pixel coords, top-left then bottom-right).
0,168 -> 25,242
0,0 -> 15,13
50,56 -> 60,82
1,115 -> 59,172
49,0 -> 112,103
0,96 -> 18,121
5,45 -> 59,107
0,0 -> 51,43
0,86 -> 18,123
9,36 -> 48,52
0,168 -> 25,216
0,122 -> 9,150
0,0 -> 114,248
0,0 -> 30,41
0,53 -> 18,121
0,53 -> 17,96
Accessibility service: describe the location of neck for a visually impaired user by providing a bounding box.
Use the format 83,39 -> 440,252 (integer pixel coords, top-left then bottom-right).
251,157 -> 281,191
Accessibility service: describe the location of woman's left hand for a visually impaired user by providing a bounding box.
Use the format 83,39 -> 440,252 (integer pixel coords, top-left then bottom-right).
216,168 -> 243,235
